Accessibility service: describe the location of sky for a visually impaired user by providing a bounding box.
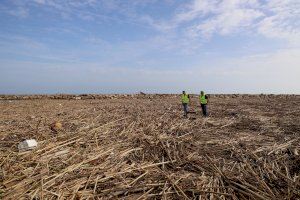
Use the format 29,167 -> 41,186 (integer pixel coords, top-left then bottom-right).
0,0 -> 300,94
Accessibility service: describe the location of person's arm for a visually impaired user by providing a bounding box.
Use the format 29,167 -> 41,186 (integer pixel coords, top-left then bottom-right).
205,95 -> 209,103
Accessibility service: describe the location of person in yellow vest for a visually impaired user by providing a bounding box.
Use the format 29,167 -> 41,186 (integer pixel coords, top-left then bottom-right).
199,91 -> 208,117
181,91 -> 190,118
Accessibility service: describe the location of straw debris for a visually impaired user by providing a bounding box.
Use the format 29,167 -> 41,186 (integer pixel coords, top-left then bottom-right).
0,94 -> 299,199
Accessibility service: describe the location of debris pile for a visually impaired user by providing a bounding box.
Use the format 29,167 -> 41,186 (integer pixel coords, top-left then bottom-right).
50,121 -> 63,133
0,94 -> 299,199
17,139 -> 38,152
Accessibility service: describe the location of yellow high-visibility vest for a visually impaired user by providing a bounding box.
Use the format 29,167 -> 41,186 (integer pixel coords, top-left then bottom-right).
182,94 -> 189,104
200,94 -> 207,104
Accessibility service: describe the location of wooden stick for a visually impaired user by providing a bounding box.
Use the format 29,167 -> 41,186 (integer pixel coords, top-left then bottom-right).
136,188 -> 154,200
129,171 -> 148,186
93,175 -> 99,194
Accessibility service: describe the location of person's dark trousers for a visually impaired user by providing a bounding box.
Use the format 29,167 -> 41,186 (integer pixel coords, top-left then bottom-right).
182,103 -> 188,117
201,104 -> 208,117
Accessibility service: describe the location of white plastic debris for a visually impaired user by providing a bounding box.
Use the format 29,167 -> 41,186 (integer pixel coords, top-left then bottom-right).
18,139 -> 38,152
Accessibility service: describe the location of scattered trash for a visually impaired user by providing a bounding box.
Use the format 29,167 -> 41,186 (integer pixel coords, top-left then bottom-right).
50,121 -> 63,133
18,139 -> 37,152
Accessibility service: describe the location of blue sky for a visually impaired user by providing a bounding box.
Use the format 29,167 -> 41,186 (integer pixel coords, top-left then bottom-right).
0,0 -> 299,94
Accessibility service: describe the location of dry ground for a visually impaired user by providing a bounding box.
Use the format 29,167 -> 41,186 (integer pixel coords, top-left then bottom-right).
0,94 -> 299,199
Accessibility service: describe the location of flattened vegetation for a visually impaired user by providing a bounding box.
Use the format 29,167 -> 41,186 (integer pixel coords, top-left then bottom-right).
0,94 -> 299,199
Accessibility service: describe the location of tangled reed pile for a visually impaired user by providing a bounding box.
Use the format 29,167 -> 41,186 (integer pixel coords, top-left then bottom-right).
0,94 -> 299,199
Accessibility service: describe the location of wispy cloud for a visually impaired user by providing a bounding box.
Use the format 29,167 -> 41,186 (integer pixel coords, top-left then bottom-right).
258,0 -> 300,43
0,0 -> 299,93
180,0 -> 299,42
6,0 -> 300,42
136,0 -> 298,45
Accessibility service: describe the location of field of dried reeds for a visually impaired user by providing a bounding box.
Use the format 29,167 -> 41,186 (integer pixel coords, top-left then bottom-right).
0,94 -> 299,199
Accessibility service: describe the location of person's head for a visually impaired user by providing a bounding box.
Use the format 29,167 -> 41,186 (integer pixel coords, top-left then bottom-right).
201,91 -> 204,95
182,91 -> 186,94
